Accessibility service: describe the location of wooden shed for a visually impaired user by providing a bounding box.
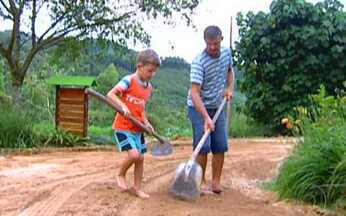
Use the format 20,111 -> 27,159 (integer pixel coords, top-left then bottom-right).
47,75 -> 96,137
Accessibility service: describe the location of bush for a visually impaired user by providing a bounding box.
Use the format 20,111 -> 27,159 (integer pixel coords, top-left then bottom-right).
273,86 -> 346,208
88,125 -> 114,145
230,110 -> 272,137
34,123 -> 88,147
0,105 -> 38,148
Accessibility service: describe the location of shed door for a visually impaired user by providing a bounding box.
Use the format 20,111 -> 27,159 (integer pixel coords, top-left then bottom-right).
56,88 -> 87,137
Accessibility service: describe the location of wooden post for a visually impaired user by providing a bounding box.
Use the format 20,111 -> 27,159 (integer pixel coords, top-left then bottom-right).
55,85 -> 60,130
227,16 -> 234,132
83,87 -> 88,137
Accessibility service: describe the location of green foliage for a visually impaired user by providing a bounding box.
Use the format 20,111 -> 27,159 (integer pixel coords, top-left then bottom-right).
0,105 -> 38,149
0,58 -> 4,92
148,107 -> 192,139
96,64 -> 120,95
0,104 -> 88,149
88,126 -> 114,145
230,111 -> 272,138
0,1 -> 201,104
235,0 -> 346,132
229,92 -> 273,137
21,65 -> 56,123
273,87 -> 346,208
89,126 -> 113,137
33,123 -> 88,148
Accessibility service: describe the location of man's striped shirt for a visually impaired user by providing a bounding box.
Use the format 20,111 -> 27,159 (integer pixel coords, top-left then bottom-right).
187,47 -> 233,109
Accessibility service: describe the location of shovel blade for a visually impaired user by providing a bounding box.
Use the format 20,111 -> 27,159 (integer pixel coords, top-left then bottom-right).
151,142 -> 173,156
170,161 -> 202,200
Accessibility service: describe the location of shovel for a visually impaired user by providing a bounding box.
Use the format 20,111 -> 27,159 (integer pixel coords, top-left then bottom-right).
170,98 -> 227,200
85,88 -> 173,156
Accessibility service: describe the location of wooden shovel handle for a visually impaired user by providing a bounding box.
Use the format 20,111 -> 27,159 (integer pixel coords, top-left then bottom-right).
191,98 -> 227,161
85,88 -> 166,143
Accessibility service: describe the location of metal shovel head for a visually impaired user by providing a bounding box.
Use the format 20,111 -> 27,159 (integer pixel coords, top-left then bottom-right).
151,142 -> 173,156
170,160 -> 202,200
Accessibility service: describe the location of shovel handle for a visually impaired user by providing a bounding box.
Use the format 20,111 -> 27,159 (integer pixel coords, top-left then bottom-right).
191,98 -> 227,161
85,88 -> 166,143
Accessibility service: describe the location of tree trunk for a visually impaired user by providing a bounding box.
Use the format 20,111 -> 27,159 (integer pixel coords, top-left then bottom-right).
9,67 -> 24,105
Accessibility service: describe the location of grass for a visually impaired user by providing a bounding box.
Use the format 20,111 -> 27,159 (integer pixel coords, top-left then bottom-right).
0,105 -> 38,148
272,123 -> 346,207
0,103 -> 89,149
272,88 -> 346,212
34,122 -> 88,147
88,125 -> 114,145
229,110 -> 272,138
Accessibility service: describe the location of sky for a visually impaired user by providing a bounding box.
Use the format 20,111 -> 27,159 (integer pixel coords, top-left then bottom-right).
1,0 -> 345,63
140,0 -> 345,62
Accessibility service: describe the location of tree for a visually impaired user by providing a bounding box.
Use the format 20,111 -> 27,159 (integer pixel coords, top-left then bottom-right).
96,63 -> 119,95
0,0 -> 200,103
0,58 -> 4,92
235,0 -> 346,132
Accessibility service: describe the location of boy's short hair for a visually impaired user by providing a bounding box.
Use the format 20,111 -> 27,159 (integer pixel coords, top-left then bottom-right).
137,49 -> 161,67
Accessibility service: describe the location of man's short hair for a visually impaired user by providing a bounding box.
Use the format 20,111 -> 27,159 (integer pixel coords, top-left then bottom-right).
137,49 -> 161,67
204,25 -> 223,40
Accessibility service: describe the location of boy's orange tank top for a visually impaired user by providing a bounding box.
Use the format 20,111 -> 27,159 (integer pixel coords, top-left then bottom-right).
113,74 -> 152,132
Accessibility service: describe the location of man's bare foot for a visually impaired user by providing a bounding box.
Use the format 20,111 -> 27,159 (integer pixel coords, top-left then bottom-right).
133,189 -> 150,199
116,175 -> 128,192
200,184 -> 213,195
211,184 -> 223,194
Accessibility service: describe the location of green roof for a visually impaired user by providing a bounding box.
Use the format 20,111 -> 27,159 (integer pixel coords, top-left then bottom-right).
47,75 -> 97,87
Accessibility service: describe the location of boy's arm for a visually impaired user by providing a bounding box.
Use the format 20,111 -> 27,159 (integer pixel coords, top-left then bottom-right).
141,111 -> 155,135
107,78 -> 131,116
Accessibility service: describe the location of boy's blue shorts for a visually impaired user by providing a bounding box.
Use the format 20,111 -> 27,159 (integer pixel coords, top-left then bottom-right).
188,106 -> 228,154
114,130 -> 147,154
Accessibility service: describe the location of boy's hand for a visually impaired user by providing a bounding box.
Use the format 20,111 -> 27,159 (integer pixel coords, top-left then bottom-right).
145,122 -> 155,135
121,104 -> 130,116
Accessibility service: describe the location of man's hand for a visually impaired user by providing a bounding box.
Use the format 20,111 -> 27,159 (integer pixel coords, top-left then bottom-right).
224,88 -> 233,101
204,116 -> 215,132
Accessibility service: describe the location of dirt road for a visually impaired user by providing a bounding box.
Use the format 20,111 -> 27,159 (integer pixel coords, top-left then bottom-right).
0,138 -> 319,216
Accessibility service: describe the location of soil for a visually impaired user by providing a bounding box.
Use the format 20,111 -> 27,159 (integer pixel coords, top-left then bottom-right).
0,138 -> 324,216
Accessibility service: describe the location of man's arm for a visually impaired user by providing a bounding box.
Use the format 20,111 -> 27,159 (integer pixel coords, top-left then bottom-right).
224,67 -> 235,100
190,83 -> 215,131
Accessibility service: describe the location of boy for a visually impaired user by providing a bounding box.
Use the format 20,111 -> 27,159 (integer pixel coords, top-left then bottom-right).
107,49 -> 160,199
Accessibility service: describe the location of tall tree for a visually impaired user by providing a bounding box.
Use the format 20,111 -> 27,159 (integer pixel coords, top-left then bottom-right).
0,0 -> 200,103
235,0 -> 346,132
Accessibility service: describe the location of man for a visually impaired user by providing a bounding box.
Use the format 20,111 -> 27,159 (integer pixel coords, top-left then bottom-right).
187,25 -> 234,194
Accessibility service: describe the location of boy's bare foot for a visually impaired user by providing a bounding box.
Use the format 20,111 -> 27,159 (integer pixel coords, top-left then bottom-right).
133,189 -> 150,199
116,175 -> 128,192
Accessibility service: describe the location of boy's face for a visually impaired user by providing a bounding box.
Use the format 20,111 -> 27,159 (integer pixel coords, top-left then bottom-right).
137,63 -> 158,81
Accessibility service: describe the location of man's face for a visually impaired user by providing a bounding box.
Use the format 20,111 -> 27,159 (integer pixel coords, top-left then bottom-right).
205,36 -> 222,58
